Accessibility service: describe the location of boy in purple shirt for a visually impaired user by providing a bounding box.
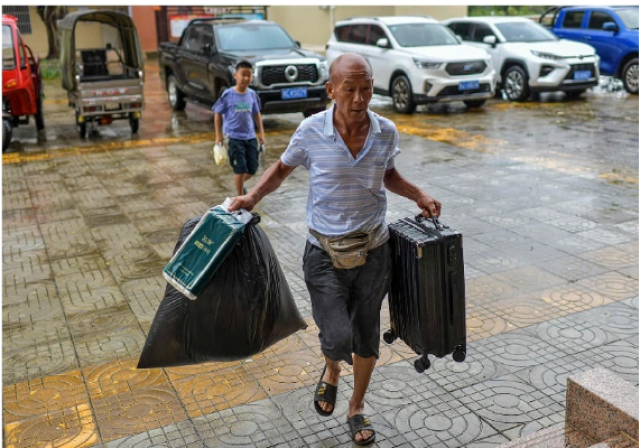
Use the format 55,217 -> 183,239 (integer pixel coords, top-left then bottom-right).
213,61 -> 265,196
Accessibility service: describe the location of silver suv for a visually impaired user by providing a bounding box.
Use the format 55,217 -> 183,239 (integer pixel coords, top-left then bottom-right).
325,16 -> 496,113
443,17 -> 600,101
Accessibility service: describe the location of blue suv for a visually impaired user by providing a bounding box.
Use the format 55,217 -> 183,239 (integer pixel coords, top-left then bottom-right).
540,6 -> 638,94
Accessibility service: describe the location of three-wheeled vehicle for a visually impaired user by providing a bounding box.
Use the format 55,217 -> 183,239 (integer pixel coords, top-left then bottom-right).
2,14 -> 45,151
58,10 -> 144,138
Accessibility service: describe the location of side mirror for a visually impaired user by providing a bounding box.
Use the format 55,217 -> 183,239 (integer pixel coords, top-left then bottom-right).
483,35 -> 497,47
602,21 -> 617,32
376,38 -> 391,48
295,41 -> 301,48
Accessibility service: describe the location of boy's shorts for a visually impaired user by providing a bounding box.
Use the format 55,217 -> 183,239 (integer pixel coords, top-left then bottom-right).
228,138 -> 259,175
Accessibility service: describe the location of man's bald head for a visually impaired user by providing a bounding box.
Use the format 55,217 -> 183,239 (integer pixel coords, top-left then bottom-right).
329,53 -> 372,84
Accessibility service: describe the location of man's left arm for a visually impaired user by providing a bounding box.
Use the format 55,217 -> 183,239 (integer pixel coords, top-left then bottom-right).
383,168 -> 441,217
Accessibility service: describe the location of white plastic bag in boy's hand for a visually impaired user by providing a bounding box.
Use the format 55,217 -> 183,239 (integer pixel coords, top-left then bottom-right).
213,142 -> 227,166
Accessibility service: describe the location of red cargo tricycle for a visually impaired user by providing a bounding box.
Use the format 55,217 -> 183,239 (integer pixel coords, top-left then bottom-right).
2,14 -> 45,151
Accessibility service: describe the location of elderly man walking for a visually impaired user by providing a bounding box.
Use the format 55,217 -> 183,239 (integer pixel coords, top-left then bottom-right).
229,53 -> 441,445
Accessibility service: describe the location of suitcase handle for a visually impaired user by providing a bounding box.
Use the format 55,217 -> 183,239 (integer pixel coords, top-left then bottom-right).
415,213 -> 445,231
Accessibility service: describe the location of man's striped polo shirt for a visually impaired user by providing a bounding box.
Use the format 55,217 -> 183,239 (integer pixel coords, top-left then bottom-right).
280,104 -> 401,249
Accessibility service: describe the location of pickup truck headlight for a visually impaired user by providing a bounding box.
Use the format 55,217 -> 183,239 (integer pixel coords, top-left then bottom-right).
413,58 -> 442,69
319,60 -> 328,80
530,50 -> 564,61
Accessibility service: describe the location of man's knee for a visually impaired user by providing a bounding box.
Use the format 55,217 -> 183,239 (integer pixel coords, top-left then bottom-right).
321,325 -> 353,363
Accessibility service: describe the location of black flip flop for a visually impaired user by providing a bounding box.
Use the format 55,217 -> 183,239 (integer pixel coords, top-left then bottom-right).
347,414 -> 376,446
313,364 -> 338,416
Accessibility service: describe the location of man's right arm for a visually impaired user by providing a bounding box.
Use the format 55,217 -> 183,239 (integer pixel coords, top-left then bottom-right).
228,160 -> 296,211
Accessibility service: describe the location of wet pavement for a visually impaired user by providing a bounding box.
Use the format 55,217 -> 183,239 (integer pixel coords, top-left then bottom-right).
2,59 -> 638,447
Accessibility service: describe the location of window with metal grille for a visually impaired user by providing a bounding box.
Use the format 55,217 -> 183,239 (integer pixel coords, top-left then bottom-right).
3,6 -> 32,34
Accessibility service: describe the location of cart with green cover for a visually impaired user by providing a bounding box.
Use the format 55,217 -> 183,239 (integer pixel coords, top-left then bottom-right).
58,9 -> 144,138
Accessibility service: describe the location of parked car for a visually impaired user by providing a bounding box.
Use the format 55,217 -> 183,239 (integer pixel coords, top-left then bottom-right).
158,16 -> 330,117
2,14 -> 44,150
443,17 -> 600,101
539,6 -> 638,94
58,10 -> 145,138
325,16 -> 496,113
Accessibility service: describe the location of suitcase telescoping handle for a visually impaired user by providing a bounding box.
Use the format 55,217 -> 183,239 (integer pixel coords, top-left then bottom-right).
415,213 -> 445,231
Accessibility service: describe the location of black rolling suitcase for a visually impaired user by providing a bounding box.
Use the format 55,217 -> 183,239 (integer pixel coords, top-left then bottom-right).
385,214 -> 466,373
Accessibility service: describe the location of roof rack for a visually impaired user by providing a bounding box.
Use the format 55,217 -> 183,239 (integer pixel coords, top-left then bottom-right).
187,15 -> 249,27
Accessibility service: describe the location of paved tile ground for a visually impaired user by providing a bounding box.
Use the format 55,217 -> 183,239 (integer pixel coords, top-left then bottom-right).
2,70 -> 638,447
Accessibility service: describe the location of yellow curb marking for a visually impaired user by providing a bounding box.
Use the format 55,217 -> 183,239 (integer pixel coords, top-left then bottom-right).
396,124 -> 507,152
598,172 -> 639,185
2,129 -> 294,165
4,404 -> 98,448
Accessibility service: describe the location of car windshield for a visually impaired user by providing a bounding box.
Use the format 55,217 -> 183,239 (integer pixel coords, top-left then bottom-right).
3,25 -> 16,70
616,8 -> 639,29
387,23 -> 459,47
215,24 -> 296,51
495,21 -> 558,42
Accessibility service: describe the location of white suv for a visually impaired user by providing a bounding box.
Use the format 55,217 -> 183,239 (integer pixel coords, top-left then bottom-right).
325,16 -> 496,113
443,17 -> 600,101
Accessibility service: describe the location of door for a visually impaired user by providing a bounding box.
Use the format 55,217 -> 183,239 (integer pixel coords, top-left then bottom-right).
178,26 -> 204,97
363,25 -> 393,92
585,10 -> 622,76
15,31 -> 37,116
555,10 -> 588,43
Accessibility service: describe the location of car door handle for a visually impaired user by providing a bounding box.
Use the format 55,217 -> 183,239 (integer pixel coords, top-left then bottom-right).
583,36 -> 592,39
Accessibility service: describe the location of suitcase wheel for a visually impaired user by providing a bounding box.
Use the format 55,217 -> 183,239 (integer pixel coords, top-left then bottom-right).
383,330 -> 397,345
452,346 -> 466,363
414,356 -> 430,373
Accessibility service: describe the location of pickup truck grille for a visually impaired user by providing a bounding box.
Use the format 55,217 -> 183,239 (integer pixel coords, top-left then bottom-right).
260,64 -> 319,86
445,61 -> 487,76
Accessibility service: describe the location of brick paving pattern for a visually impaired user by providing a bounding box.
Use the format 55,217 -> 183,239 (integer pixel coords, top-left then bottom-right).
2,77 -> 638,447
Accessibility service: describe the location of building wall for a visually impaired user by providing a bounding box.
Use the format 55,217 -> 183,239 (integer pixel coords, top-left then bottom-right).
19,5 -> 469,58
268,5 -> 468,47
130,6 -> 158,54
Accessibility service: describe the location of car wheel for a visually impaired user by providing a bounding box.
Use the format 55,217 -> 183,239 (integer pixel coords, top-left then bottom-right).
2,118 -> 12,151
129,113 -> 139,134
391,75 -> 417,114
503,65 -> 529,101
622,58 -> 638,95
34,93 -> 45,131
463,99 -> 486,108
303,107 -> 326,118
168,75 -> 186,111
565,89 -> 586,99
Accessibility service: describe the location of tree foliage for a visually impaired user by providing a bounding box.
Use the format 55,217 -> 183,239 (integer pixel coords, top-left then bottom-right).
36,6 -> 68,59
469,6 -> 551,17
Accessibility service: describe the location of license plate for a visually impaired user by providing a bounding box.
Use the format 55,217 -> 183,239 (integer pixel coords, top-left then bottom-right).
458,80 -> 479,91
104,103 -> 121,111
281,87 -> 308,100
574,70 -> 591,80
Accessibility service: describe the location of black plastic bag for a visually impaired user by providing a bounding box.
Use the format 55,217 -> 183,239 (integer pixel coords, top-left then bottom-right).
137,213 -> 307,368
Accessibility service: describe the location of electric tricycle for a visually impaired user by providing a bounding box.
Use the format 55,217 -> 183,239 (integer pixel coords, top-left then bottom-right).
58,9 -> 144,138
2,14 -> 45,151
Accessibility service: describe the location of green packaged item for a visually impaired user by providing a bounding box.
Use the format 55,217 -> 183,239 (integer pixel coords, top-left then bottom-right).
163,206 -> 247,300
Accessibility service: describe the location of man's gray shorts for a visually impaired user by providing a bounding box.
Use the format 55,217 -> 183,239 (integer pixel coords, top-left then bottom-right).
303,241 -> 391,365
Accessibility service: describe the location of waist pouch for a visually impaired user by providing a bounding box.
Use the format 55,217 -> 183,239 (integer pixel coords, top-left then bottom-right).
309,229 -> 372,269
